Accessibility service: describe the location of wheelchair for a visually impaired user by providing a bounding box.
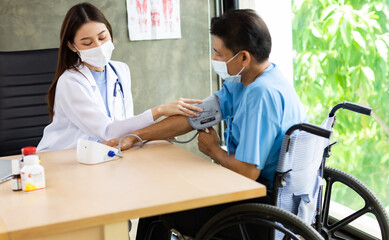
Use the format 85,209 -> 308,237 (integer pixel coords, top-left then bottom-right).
145,102 -> 388,240
314,102 -> 389,239
195,121 -> 331,240
194,102 -> 388,240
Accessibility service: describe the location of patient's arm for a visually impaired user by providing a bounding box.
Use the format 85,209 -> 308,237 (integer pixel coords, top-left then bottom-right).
197,127 -> 261,181
104,115 -> 193,150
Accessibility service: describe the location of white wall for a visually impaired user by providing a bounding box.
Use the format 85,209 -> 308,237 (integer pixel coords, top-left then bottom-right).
240,0 -> 294,84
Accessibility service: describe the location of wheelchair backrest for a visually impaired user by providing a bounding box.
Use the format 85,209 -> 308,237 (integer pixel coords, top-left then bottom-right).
275,119 -> 333,225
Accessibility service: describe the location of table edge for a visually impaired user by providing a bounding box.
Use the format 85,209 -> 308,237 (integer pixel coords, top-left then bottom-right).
5,187 -> 265,240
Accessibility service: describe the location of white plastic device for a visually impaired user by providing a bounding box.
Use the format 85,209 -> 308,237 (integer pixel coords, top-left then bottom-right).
77,139 -> 119,164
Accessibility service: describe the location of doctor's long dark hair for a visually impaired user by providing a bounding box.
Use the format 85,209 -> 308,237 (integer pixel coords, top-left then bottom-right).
47,2 -> 113,120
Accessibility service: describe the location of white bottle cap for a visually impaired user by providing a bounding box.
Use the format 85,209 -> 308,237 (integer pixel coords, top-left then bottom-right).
11,159 -> 20,174
24,155 -> 39,165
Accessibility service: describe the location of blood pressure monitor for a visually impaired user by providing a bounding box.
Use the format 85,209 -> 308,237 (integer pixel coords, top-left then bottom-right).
188,95 -> 222,129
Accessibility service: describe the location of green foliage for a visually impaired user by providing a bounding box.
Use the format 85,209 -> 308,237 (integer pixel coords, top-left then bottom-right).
292,0 -> 389,212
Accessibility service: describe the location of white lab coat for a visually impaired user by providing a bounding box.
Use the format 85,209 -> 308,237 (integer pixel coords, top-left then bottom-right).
37,61 -> 154,152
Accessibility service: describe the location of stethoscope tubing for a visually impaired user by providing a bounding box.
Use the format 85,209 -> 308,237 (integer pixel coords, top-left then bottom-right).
113,80 -> 124,98
113,80 -> 126,119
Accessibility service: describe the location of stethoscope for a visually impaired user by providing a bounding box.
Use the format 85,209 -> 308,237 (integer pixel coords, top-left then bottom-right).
110,63 -> 126,119
113,79 -> 124,98
112,79 -> 126,120
80,63 -> 127,119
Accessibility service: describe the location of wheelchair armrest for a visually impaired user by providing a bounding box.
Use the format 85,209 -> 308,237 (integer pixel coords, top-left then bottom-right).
285,123 -> 331,139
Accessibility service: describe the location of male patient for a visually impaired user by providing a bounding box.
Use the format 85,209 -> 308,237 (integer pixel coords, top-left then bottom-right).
105,9 -> 307,239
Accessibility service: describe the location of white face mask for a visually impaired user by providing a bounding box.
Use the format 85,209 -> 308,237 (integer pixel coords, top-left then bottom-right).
211,51 -> 245,83
74,40 -> 115,67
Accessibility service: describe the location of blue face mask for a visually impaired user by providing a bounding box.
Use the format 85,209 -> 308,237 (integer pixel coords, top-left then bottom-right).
211,51 -> 245,83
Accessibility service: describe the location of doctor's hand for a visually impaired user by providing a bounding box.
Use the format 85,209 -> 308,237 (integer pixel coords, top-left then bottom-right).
197,127 -> 222,160
151,98 -> 203,121
102,135 -> 138,151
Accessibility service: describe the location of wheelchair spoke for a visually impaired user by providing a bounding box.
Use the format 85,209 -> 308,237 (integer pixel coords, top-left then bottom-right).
327,207 -> 370,233
238,223 -> 250,240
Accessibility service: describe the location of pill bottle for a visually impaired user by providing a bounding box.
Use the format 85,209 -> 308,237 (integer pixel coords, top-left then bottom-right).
11,159 -> 22,191
21,146 -> 39,165
20,155 -> 45,192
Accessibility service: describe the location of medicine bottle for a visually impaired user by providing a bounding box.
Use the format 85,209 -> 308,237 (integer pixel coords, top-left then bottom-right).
11,159 -> 22,191
20,155 -> 45,192
21,146 -> 39,165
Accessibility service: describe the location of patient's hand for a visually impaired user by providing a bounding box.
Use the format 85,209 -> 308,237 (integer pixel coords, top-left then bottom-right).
197,127 -> 220,159
102,135 -> 138,151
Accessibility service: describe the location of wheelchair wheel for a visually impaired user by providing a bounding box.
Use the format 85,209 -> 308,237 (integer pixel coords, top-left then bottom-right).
321,166 -> 389,240
195,203 -> 323,240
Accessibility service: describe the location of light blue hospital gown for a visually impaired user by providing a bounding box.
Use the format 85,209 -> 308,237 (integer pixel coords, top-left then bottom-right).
214,63 -> 308,187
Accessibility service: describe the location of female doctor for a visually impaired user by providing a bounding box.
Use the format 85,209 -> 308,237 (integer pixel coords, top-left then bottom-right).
37,2 -> 202,152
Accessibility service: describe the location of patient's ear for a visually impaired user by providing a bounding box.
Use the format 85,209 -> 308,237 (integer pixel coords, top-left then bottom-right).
241,50 -> 251,67
67,41 -> 77,53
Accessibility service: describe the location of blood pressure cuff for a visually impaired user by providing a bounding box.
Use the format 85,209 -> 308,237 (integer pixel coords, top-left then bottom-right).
188,95 -> 222,129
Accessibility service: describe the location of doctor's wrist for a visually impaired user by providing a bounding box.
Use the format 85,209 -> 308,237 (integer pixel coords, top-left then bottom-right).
151,106 -> 163,121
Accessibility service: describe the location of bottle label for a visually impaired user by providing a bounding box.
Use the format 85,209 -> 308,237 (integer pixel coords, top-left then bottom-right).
21,167 -> 45,192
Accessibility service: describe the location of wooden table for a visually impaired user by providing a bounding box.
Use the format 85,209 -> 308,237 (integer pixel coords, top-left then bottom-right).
0,142 -> 266,240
